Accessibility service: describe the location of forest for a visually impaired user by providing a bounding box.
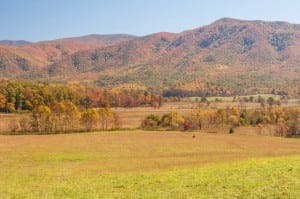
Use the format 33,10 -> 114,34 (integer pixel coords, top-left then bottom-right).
0,80 -> 161,133
0,80 -> 162,113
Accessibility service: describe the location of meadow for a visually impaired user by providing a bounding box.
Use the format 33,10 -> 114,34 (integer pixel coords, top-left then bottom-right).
0,131 -> 299,198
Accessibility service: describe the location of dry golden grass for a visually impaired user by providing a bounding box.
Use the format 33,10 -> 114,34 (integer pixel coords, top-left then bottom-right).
113,102 -> 196,128
0,113 -> 25,132
0,131 -> 299,173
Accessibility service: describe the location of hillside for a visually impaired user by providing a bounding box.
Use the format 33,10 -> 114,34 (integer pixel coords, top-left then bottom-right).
1,18 -> 300,95
0,34 -> 136,77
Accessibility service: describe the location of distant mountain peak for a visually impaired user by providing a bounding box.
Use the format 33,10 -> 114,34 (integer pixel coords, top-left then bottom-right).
209,17 -> 255,26
213,17 -> 242,23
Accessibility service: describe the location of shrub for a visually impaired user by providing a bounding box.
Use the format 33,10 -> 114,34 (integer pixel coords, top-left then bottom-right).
161,112 -> 184,130
141,114 -> 161,130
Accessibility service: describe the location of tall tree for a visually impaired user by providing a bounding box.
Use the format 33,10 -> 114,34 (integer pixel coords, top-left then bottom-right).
80,108 -> 99,131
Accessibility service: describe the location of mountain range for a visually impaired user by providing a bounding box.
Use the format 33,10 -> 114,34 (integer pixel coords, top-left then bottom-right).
0,40 -> 32,46
0,18 -> 299,95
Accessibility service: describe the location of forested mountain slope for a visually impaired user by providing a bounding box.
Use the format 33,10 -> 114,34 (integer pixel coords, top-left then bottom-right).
1,18 -> 300,95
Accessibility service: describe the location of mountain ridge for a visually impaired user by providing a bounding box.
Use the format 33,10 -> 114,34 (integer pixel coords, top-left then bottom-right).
0,40 -> 32,46
0,18 -> 299,96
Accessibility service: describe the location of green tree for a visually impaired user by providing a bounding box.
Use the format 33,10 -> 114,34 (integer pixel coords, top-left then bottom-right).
141,114 -> 161,130
267,97 -> 275,106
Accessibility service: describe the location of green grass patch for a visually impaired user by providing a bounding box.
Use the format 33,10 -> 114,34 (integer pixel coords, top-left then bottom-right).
0,156 -> 299,198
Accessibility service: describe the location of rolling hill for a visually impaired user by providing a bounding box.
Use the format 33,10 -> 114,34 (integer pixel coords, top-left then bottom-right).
0,18 -> 300,95
0,34 -> 136,77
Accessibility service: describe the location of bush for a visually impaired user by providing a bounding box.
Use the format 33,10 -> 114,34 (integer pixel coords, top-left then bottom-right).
141,114 -> 161,130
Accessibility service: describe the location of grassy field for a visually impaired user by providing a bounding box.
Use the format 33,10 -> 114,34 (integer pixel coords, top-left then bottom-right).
0,131 -> 299,198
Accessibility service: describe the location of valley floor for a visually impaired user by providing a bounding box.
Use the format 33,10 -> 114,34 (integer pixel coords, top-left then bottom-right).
0,131 -> 299,198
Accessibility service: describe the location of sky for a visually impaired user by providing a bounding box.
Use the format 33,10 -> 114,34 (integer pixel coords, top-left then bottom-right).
1,0 -> 300,41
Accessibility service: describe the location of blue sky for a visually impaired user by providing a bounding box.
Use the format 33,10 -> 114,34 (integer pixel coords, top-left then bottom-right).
1,0 -> 300,41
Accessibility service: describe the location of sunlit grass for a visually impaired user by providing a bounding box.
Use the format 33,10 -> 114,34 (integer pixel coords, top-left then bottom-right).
0,131 -> 299,198
1,156 -> 299,198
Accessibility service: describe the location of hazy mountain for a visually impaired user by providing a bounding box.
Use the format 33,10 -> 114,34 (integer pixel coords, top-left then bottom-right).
0,40 -> 32,46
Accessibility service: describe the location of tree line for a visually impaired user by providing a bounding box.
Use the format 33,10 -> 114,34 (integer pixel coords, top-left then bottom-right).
141,105 -> 300,137
0,80 -> 162,114
0,80 -> 162,134
14,103 -> 121,133
162,81 -> 298,99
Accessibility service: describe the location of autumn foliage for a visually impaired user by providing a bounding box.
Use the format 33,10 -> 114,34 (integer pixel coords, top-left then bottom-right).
0,80 -> 161,133
0,80 -> 161,113
141,105 -> 300,137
